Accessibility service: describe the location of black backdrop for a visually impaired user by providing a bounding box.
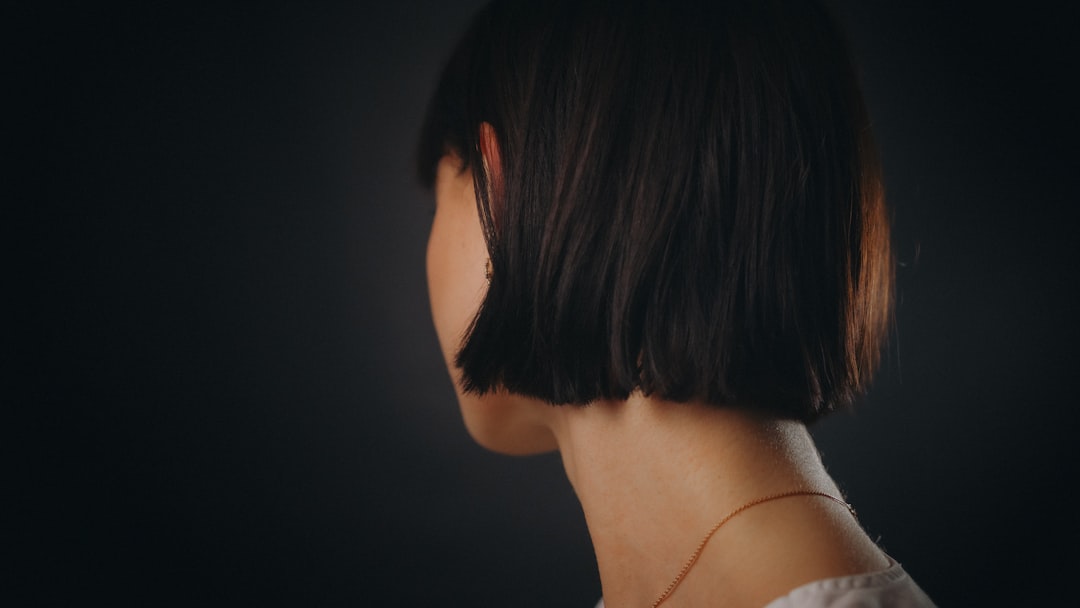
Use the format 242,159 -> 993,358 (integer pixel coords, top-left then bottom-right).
16,1 -> 1078,606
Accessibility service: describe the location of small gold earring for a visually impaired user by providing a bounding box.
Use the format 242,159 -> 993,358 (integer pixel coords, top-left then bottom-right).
484,258 -> 492,282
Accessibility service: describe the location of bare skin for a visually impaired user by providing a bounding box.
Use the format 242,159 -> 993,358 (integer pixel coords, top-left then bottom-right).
549,396 -> 890,607
427,142 -> 890,607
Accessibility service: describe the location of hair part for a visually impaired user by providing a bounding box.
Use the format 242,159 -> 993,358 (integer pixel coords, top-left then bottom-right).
417,0 -> 893,423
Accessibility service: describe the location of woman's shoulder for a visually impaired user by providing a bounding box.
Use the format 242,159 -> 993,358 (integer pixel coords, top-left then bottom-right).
593,560 -> 935,608
761,559 -> 936,608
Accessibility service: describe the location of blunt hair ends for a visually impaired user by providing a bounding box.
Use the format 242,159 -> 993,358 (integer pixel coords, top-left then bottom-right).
418,0 -> 893,423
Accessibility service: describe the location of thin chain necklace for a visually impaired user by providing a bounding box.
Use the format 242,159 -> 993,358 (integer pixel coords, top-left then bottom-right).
651,489 -> 858,608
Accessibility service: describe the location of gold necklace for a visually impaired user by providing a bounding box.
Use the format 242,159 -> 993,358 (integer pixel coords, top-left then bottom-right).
651,490 -> 858,608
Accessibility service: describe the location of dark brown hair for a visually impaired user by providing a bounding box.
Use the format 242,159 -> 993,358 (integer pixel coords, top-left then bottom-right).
417,0 -> 892,423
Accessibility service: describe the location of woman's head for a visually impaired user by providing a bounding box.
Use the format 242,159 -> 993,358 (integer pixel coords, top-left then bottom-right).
420,0 -> 892,432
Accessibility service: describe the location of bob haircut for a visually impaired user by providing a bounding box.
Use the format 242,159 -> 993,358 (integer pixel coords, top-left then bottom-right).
417,0 -> 893,423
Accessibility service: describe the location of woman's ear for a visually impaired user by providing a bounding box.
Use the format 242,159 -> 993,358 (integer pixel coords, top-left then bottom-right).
478,122 -> 503,202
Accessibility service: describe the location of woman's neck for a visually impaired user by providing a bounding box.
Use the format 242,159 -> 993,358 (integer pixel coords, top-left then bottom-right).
546,395 -> 886,608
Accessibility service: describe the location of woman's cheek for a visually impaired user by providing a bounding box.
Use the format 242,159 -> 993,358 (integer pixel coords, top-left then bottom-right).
426,183 -> 488,384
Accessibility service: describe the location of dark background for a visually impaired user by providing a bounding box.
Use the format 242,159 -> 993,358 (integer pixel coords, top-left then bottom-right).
15,1 -> 1078,606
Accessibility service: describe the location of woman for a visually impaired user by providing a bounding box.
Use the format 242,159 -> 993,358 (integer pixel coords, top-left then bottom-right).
418,0 -> 935,606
